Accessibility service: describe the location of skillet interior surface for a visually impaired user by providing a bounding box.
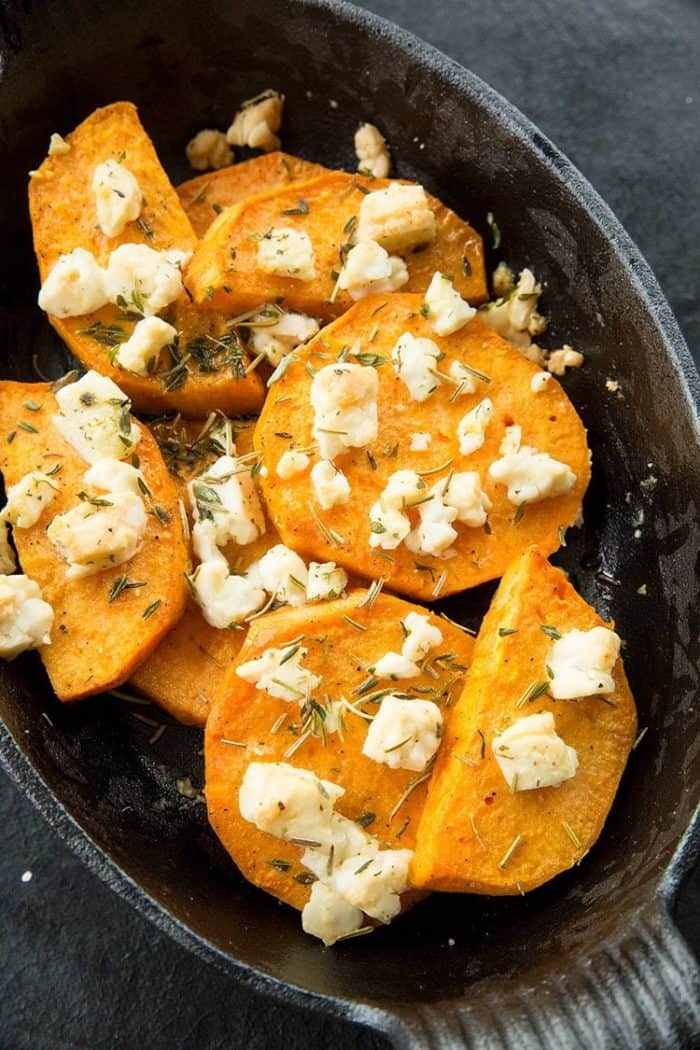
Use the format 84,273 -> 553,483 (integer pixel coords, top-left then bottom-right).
0,0 -> 698,1042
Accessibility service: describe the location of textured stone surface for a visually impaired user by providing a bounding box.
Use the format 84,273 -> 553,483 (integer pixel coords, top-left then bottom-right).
1,0 -> 698,1047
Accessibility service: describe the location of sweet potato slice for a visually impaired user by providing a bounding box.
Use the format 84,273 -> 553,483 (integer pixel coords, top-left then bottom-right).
0,380 -> 188,700
185,171 -> 487,320
28,102 -> 264,418
254,295 -> 590,601
177,152 -> 328,237
205,591 -> 474,912
411,547 -> 637,894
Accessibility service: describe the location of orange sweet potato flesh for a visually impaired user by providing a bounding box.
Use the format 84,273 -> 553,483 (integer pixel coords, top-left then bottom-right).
411,547 -> 637,895
185,171 -> 487,320
177,152 -> 328,238
28,102 -> 264,418
205,591 -> 474,912
0,381 -> 188,701
254,295 -> 590,601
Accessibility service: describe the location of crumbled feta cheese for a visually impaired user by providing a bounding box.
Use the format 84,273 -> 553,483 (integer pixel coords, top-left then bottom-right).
188,453 -> 265,549
191,559 -> 265,627
2,471 -> 59,528
409,432 -> 431,451
301,881 -> 364,946
276,449 -> 310,479
547,346 -> 584,375
354,122 -> 392,178
531,371 -> 552,393
238,761 -> 342,844
548,626 -> 621,699
103,244 -> 190,316
48,133 -> 70,156
457,398 -> 493,455
226,90 -> 284,152
356,182 -> 437,254
256,227 -> 316,280
606,378 -> 620,393
302,813 -> 375,880
306,562 -> 347,601
441,472 -> 492,527
83,459 -> 145,497
373,651 -> 419,679
47,488 -> 147,579
0,521 -> 15,575
114,316 -> 177,376
405,471 -> 491,555
448,360 -> 478,396
185,129 -> 233,171
368,470 -> 425,550
337,240 -> 408,300
401,611 -> 443,662
248,309 -> 319,367
310,363 -> 378,461
92,160 -> 143,238
310,460 -> 351,510
0,574 -> 53,659
53,371 -> 140,464
488,446 -> 576,504
423,272 -> 475,336
481,268 -> 547,364
246,544 -> 309,606
492,261 -> 515,298
391,332 -> 440,402
236,645 -> 321,702
499,424 -> 522,456
492,711 -> 578,791
362,695 -> 442,772
38,248 -> 108,318
333,847 -> 413,922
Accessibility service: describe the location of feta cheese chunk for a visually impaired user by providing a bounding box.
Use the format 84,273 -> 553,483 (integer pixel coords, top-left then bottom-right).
354,122 -> 392,178
499,424 -> 522,455
548,626 -> 621,699
409,432 -> 431,451
185,129 -> 233,171
373,651 -> 419,679
368,470 -> 425,551
423,272 -> 475,336
391,332 -> 440,402
302,881 -> 364,946
191,559 -> 266,628
310,460 -> 351,510
488,446 -> 576,504
249,309 -> 319,367
448,360 -> 478,397
2,471 -> 59,528
457,398 -> 493,455
47,488 -> 147,579
481,268 -> 548,363
92,160 -> 143,238
236,645 -> 321,703
362,695 -> 442,772
401,611 -> 443,662
356,182 -> 437,254
114,316 -> 177,376
38,248 -> 108,318
53,371 -> 140,464
103,244 -> 189,316
442,471 -> 492,527
0,574 -> 53,660
226,90 -> 284,152
405,470 -> 491,556
531,371 -> 552,393
256,227 -> 316,280
547,346 -> 584,375
306,562 -> 348,601
492,711 -> 579,791
332,847 -> 413,922
311,363 -> 378,461
302,813 -> 375,879
276,449 -> 310,479
247,544 -> 309,607
48,132 -> 70,156
0,521 -> 15,575
238,761 -> 342,845
188,453 -> 265,549
337,241 -> 408,300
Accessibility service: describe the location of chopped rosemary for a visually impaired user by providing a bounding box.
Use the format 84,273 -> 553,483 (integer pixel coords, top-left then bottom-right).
516,681 -> 550,708
498,627 -> 518,637
389,767 -> 432,821
514,501 -> 527,525
498,833 -> 522,870
356,577 -> 385,611
431,570 -> 448,598
142,599 -> 161,620
23,399 -> 41,411
342,615 -> 367,632
470,812 -> 487,851
308,501 -> 345,546
632,726 -> 648,750
136,217 -> 155,240
356,812 -> 376,828
453,752 -> 477,767
561,820 -> 581,849
335,925 -> 374,942
487,211 -> 501,249
268,858 -> 291,872
108,575 -> 147,603
462,254 -> 472,277
18,420 -> 38,433
280,199 -> 309,216
540,624 -> 561,640
220,738 -> 247,749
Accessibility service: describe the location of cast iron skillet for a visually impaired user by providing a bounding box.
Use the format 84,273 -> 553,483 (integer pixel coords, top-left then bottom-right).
0,0 -> 698,1045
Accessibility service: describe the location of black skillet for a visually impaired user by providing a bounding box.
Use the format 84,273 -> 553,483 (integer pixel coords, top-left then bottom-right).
0,0 -> 698,1045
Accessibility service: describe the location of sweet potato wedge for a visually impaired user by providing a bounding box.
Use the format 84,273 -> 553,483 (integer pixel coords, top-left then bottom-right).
411,547 -> 637,894
0,380 -> 188,701
29,102 -> 264,418
185,171 -> 487,320
205,591 -> 474,912
177,152 -> 328,237
254,295 -> 590,601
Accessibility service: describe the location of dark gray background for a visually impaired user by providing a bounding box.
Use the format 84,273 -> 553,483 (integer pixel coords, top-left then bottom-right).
1,0 -> 698,1047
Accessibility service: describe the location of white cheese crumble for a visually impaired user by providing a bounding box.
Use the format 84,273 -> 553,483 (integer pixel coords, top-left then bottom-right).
185,129 -> 233,171
306,562 -> 347,601
92,160 -> 143,238
191,560 -> 266,628
547,346 -> 584,375
52,371 -> 140,464
405,472 -> 491,556
48,132 -> 70,156
499,424 -> 522,456
310,460 -> 351,510
362,694 -> 442,772
457,397 -> 493,456
47,487 -> 147,579
409,432 -> 431,451
488,446 -> 576,504
448,360 -> 478,397
256,227 -> 316,280
373,651 -> 419,679
114,316 -> 177,376
310,363 -> 378,461
0,521 -> 15,575
356,182 -> 437,254
276,449 -> 310,479
103,244 -> 190,316
301,881 -> 365,946
531,371 -> 552,393
248,309 -> 319,367
423,272 -> 475,336
238,762 -> 342,845
481,268 -> 548,364
391,332 -> 440,402
401,611 -> 444,662
226,90 -> 284,152
246,544 -> 309,607
548,626 -> 621,699
2,471 -> 59,528
492,711 -> 579,791
332,848 -> 412,922
492,261 -> 515,297
189,453 -> 265,551
37,248 -> 108,318
236,645 -> 321,702
354,122 -> 392,178
0,574 -> 53,660
337,240 -> 408,300
368,470 -> 425,550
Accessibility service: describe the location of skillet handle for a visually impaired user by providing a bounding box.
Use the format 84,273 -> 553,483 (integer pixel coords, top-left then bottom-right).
370,899 -> 700,1049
